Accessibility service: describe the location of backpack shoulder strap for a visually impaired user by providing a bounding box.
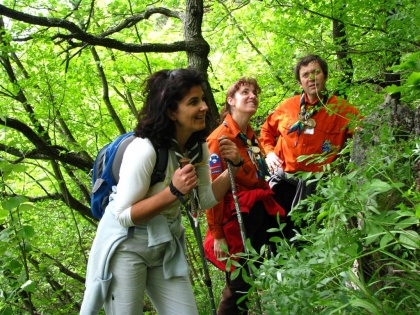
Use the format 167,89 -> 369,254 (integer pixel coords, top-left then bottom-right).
150,146 -> 168,186
111,132 -> 135,183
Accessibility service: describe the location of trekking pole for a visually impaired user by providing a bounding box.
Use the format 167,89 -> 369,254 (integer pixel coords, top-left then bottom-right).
179,159 -> 217,315
219,136 -> 262,314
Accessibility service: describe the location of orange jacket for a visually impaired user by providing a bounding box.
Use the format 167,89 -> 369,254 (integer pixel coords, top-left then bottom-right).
206,113 -> 270,239
259,94 -> 360,173
204,188 -> 284,271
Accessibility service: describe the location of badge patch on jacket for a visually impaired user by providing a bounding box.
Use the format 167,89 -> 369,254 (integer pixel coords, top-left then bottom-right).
322,140 -> 332,152
209,153 -> 223,174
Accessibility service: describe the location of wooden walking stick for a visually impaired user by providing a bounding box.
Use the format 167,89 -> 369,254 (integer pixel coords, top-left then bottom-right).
179,158 -> 217,315
219,136 -> 262,313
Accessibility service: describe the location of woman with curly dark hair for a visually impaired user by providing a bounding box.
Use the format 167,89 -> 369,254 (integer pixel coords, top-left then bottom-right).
81,68 -> 242,315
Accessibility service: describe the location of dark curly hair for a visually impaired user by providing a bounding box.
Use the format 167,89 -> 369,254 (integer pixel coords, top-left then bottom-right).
134,68 -> 210,149
219,77 -> 261,121
294,54 -> 328,83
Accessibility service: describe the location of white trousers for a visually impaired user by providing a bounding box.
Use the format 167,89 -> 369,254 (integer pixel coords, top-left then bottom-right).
103,227 -> 198,315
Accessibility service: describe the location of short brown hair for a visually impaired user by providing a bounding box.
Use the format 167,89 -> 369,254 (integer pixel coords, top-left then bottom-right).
294,55 -> 328,83
220,77 -> 261,121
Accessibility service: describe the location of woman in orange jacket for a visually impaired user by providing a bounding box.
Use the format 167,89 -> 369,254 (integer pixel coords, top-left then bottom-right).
205,77 -> 285,315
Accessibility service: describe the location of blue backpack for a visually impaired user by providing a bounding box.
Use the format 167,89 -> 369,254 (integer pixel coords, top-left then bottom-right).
91,132 -> 168,219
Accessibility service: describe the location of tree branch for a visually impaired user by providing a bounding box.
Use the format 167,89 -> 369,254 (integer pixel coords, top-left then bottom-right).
90,46 -> 126,134
0,4 -> 189,53
37,251 -> 86,283
0,117 -> 93,171
294,2 -> 386,33
100,7 -> 184,37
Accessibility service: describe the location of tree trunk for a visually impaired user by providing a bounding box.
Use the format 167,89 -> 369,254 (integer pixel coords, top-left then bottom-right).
183,0 -> 219,129
332,7 -> 353,98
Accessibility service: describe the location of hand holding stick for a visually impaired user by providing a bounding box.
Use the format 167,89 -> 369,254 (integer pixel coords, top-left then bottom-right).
179,158 -> 217,315
218,136 -> 262,313
179,158 -> 199,225
218,136 -> 247,252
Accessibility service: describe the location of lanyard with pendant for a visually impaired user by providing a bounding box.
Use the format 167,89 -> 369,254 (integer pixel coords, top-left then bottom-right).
222,120 -> 269,179
287,93 -> 329,136
237,132 -> 269,180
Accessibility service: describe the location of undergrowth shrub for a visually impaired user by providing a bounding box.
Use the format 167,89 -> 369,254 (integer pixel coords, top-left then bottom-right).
239,115 -> 419,314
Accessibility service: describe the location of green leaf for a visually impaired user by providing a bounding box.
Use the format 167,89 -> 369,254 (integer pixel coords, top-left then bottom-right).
268,236 -> 282,243
0,209 -> 9,222
316,211 -> 329,222
399,230 -> 419,250
416,204 -> 420,219
8,259 -> 23,273
346,170 -> 358,180
367,179 -> 392,195
406,72 -> 420,89
42,247 -> 61,254
364,225 -> 384,245
225,259 -> 232,272
231,268 -> 240,280
350,299 -> 381,315
342,243 -> 359,256
0,243 -> 9,255
379,232 -> 394,248
21,280 -> 36,293
18,225 -> 36,238
0,163 -> 27,179
220,242 -> 229,254
383,84 -> 401,94
0,306 -> 13,315
18,203 -> 36,212
231,260 -> 241,268
396,217 -> 419,229
2,196 -> 28,211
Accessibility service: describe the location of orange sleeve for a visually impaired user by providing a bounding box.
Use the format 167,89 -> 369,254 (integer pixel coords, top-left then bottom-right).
259,109 -> 281,154
205,137 -> 226,240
